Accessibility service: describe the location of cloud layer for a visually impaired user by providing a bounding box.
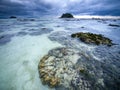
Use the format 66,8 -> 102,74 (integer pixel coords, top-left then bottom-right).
0,0 -> 120,18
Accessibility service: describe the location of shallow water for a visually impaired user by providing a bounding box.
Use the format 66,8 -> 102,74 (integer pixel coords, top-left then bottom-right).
0,18 -> 120,90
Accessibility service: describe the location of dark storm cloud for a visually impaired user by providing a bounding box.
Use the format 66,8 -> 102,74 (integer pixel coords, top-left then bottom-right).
0,0 -> 120,18
0,0 -> 54,18
0,0 -> 27,18
67,0 -> 120,15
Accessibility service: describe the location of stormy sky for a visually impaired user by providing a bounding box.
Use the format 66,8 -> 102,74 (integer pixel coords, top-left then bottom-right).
0,0 -> 120,18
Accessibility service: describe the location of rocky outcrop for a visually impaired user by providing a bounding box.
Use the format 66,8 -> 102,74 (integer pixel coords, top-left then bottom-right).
38,47 -> 120,90
60,13 -> 74,18
71,32 -> 113,46
38,47 -> 91,89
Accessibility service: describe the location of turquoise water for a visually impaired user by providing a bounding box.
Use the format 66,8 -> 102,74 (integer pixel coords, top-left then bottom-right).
0,18 -> 120,90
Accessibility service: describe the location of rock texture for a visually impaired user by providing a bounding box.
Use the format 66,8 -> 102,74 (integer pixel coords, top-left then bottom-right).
38,47 -> 91,89
60,13 -> 74,18
38,47 -> 120,90
71,32 -> 113,46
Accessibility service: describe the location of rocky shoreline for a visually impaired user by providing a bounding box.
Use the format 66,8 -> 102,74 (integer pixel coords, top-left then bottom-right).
38,30 -> 120,90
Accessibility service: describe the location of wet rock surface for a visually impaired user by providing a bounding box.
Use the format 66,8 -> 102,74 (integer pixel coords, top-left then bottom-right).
38,47 -> 120,90
71,32 -> 113,46
47,31 -> 120,90
48,31 -> 78,48
38,47 -> 91,89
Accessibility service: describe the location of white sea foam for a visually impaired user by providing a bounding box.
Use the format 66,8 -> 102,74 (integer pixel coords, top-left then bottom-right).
0,34 -> 61,90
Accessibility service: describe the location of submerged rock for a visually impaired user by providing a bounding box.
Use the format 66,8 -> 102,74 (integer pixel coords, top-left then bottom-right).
17,32 -> 27,36
17,18 -> 35,21
29,28 -> 53,36
60,13 -> 74,18
108,24 -> 120,27
0,34 -> 14,45
0,36 -> 4,39
71,32 -> 113,46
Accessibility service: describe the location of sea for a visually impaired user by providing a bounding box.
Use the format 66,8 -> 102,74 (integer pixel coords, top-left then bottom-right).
0,16 -> 120,90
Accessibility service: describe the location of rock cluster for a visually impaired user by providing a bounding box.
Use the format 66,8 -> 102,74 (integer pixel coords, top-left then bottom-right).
38,47 -> 91,89
71,32 -> 113,46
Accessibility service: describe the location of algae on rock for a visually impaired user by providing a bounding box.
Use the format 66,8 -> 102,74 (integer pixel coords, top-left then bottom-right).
38,47 -> 91,89
71,32 -> 113,46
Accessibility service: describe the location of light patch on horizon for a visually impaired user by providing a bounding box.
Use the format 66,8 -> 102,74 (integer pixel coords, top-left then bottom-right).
75,15 -> 120,19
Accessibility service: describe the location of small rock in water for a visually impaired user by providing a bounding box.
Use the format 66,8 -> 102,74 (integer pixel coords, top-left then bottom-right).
108,24 -> 120,27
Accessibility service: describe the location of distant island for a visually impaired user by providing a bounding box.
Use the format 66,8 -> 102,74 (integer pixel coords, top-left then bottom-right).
60,13 -> 74,18
9,16 -> 17,18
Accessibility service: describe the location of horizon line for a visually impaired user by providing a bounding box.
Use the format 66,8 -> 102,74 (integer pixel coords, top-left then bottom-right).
74,15 -> 120,19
